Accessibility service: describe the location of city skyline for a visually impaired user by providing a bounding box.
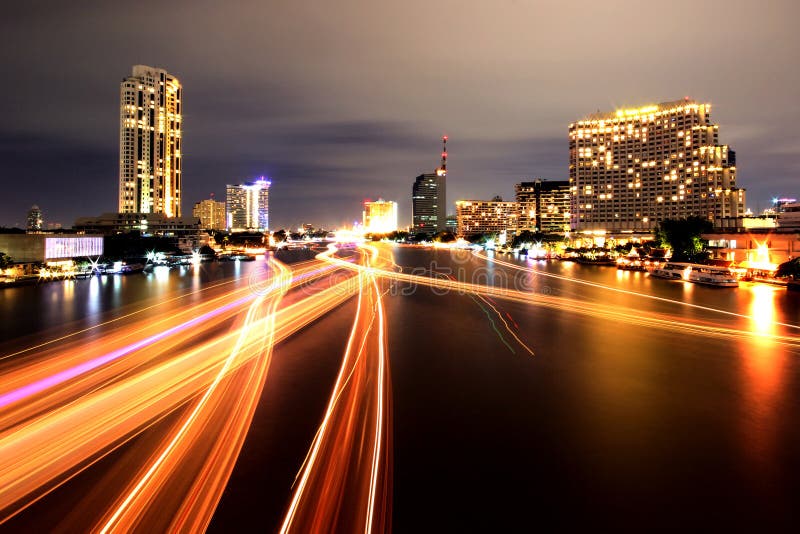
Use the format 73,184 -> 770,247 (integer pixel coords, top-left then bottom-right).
1,1 -> 799,229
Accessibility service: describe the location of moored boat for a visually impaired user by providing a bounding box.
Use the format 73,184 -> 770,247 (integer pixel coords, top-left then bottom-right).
649,262 -> 738,287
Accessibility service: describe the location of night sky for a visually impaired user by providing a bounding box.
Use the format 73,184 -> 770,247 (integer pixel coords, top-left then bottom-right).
1,0 -> 798,229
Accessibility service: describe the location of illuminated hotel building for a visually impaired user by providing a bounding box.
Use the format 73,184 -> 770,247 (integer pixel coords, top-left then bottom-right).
118,65 -> 182,217
226,178 -> 270,231
362,199 -> 398,233
455,198 -> 519,237
515,180 -> 571,233
569,99 -> 745,232
193,197 -> 227,230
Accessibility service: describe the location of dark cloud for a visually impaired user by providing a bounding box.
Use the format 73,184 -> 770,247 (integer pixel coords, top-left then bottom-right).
1,0 -> 798,229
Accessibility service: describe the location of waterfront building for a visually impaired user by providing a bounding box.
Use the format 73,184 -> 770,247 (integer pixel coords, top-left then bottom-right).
569,98 -> 745,232
455,198 -> 519,237
0,234 -> 103,263
362,199 -> 398,233
515,180 -> 571,234
26,205 -> 43,231
226,178 -> 270,231
118,65 -> 182,217
705,229 -> 800,270
193,197 -> 227,230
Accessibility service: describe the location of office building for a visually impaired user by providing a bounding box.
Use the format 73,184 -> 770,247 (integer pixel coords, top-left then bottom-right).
226,178 -> 270,231
569,98 -> 745,232
118,65 -> 182,217
193,197 -> 227,230
26,205 -> 43,231
412,136 -> 448,236
362,199 -> 398,233
515,180 -> 571,233
455,198 -> 519,237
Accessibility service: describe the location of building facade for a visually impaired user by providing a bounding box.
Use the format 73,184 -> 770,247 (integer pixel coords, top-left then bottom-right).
412,172 -> 446,236
456,199 -> 519,237
193,198 -> 227,230
119,65 -> 182,217
226,178 -> 270,231
569,98 -> 745,232
362,199 -> 398,233
515,180 -> 571,234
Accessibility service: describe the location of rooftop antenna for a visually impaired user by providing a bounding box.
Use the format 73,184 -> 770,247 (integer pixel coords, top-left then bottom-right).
438,135 -> 448,176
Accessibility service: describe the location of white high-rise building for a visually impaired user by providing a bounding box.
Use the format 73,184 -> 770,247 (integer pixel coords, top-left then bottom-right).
569,98 -> 744,232
118,65 -> 182,217
226,178 -> 270,231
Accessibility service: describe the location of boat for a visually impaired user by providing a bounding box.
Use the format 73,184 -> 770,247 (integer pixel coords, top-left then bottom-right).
650,262 -> 688,280
650,262 -> 738,287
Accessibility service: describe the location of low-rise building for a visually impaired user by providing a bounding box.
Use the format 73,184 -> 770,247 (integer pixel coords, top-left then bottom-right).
0,234 -> 103,263
74,212 -> 201,236
456,198 -> 519,237
704,229 -> 800,270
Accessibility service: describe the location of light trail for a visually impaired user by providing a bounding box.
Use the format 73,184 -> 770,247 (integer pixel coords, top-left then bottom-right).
97,257 -> 292,533
477,251 -> 800,331
281,244 -> 392,534
0,257 -> 360,528
319,245 -> 800,350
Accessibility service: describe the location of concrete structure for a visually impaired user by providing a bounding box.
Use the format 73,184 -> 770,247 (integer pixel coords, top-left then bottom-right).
226,178 -> 270,231
193,198 -> 227,230
26,205 -> 43,231
456,199 -> 519,237
515,180 -> 571,234
412,173 -> 446,236
569,98 -> 745,232
119,65 -> 182,217
74,212 -> 200,236
362,199 -> 398,233
0,234 -> 103,263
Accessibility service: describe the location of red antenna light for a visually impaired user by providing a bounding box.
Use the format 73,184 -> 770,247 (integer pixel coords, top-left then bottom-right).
440,135 -> 447,175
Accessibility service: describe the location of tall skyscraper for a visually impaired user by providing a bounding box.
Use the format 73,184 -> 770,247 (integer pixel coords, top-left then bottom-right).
118,65 -> 182,217
26,205 -> 43,231
193,196 -> 227,230
412,136 -> 448,236
515,180 -> 571,233
569,98 -> 744,232
226,178 -> 270,231
362,199 -> 398,233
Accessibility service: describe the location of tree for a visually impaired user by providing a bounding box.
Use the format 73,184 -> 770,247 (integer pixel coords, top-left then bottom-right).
198,244 -> 217,258
776,257 -> 800,280
433,230 -> 456,243
655,216 -> 713,262
0,252 -> 10,269
272,229 -> 287,243
512,230 -> 541,248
